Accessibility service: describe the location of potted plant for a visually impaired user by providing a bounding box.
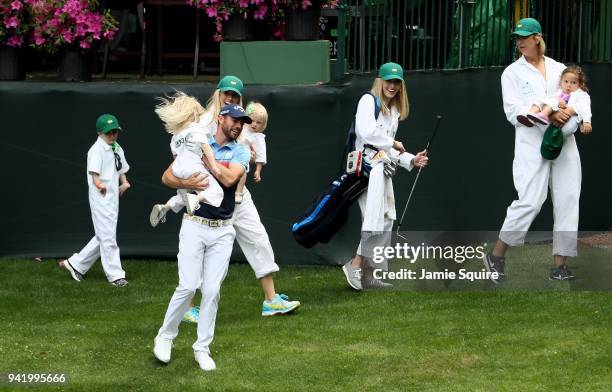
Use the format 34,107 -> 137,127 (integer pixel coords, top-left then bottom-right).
274,0 -> 339,40
0,0 -> 29,80
29,0 -> 118,81
281,0 -> 340,41
188,0 -> 338,42
188,0 -> 271,42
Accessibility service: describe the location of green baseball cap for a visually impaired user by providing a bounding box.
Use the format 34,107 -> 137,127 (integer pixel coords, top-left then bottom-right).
511,18 -> 542,37
378,62 -> 404,81
217,75 -> 244,96
96,114 -> 122,133
540,125 -> 563,160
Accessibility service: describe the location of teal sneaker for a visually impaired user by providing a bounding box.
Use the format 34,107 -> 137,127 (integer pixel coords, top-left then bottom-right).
182,306 -> 200,323
261,294 -> 300,316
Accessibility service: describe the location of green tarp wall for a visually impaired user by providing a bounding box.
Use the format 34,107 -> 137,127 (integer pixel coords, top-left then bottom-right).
1,65 -> 610,265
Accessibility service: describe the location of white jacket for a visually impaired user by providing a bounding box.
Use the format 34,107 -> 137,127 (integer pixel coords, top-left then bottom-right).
355,94 -> 414,231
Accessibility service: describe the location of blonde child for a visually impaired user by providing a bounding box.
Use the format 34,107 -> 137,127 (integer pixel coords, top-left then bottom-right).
235,102 -> 268,203
149,92 -> 224,227
517,65 -> 593,134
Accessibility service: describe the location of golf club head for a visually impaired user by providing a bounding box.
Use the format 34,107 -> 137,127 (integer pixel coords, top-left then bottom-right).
425,114 -> 443,153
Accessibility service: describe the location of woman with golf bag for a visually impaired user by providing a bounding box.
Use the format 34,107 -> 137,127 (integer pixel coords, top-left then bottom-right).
342,62 -> 428,291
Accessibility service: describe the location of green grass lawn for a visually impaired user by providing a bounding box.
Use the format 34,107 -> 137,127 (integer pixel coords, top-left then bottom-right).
1,254 -> 611,392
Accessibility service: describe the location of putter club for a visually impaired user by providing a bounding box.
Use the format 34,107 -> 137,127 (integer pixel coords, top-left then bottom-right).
396,115 -> 443,240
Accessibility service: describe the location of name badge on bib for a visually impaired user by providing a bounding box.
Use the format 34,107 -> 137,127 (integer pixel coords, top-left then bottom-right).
520,81 -> 534,96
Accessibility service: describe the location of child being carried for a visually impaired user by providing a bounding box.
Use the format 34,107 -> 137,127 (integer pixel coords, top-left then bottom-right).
150,92 -> 224,227
517,65 -> 593,135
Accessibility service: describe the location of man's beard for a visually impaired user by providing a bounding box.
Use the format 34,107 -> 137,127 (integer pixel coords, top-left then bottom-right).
223,124 -> 241,140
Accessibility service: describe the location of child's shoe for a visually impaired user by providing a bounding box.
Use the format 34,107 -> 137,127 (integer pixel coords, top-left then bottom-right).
527,112 -> 549,125
517,114 -> 534,127
149,204 -> 168,227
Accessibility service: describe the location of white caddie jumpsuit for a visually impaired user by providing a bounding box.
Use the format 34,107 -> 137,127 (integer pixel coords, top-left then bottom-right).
68,137 -> 129,282
354,94 -> 414,260
499,56 -> 581,256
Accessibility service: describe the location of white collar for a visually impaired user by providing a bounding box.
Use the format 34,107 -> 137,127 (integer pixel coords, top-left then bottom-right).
97,136 -> 112,151
517,55 -> 553,67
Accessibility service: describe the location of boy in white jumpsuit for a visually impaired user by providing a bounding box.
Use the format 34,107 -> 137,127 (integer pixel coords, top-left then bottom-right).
59,114 -> 131,286
482,18 -> 582,283
153,105 -> 251,371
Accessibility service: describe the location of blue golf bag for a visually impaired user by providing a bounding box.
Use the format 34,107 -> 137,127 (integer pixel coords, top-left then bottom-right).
292,93 -> 381,248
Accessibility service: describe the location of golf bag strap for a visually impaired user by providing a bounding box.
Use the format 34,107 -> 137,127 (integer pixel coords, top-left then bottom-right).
363,144 -> 379,152
341,93 -> 382,173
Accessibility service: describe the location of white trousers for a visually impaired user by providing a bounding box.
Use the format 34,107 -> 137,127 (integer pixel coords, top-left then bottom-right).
499,127 -> 581,256
69,191 -> 125,282
158,219 -> 236,353
233,189 -> 279,279
356,188 -> 394,270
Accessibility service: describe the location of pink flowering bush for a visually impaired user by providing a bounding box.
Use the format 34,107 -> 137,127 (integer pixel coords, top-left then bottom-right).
1,0 -> 30,47
188,0 -> 271,42
28,0 -> 118,53
187,0 -> 338,41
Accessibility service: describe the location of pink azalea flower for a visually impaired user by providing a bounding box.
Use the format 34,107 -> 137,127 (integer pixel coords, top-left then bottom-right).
35,36 -> 46,46
205,7 -> 218,18
10,1 -> 23,11
7,35 -> 24,47
61,30 -> 74,43
4,16 -> 19,29
301,0 -> 312,10
79,40 -> 90,49
254,4 -> 268,20
239,0 -> 249,8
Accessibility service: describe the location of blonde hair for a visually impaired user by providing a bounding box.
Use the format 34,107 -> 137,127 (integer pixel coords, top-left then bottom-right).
245,101 -> 268,131
203,89 -> 244,128
536,34 -> 546,55
514,34 -> 546,59
370,78 -> 409,120
154,92 -> 204,135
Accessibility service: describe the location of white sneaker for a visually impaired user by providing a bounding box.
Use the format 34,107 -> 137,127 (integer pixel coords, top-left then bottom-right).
59,259 -> 83,282
149,204 -> 168,227
342,260 -> 362,291
183,193 -> 201,215
153,336 -> 172,364
194,351 -> 216,371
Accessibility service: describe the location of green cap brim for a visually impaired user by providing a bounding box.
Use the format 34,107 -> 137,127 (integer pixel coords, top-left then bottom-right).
100,125 -> 122,133
219,87 -> 242,96
511,30 -> 537,37
381,74 -> 404,81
